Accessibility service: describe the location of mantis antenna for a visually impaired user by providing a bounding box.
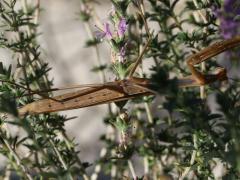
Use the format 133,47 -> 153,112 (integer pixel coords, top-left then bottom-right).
129,0 -> 152,78
128,36 -> 152,78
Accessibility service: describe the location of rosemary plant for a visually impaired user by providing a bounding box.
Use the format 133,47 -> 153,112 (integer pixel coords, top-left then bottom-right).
0,0 -> 239,179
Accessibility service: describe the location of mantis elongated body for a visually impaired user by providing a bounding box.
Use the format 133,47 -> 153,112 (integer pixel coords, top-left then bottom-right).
18,36 -> 240,116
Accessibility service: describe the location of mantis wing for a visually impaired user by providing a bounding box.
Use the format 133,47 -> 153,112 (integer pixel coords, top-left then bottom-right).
18,79 -> 154,116
18,83 -> 126,115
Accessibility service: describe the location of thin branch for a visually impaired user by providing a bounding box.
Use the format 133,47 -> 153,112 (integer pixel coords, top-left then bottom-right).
21,0 -> 50,90
128,160 -> 137,180
49,139 -> 74,180
179,133 -> 197,180
0,128 -> 33,180
61,132 -> 89,180
34,0 -> 40,26
192,0 -> 208,99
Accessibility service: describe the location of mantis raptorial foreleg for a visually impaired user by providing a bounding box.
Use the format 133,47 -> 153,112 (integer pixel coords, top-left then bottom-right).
187,36 -> 240,85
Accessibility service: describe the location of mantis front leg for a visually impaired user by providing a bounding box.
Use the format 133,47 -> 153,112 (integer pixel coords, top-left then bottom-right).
187,36 -> 240,85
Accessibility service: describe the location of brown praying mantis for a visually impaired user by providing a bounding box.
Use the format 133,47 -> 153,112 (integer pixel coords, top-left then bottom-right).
18,36 -> 240,116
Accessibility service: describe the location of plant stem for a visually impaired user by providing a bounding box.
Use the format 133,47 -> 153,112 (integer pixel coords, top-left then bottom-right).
179,133 -> 197,180
0,128 -> 33,180
61,132 -> 89,180
3,164 -> 11,180
91,148 -> 107,180
128,160 -> 137,179
143,156 -> 149,174
34,0 -> 40,27
21,0 -> 50,90
192,0 -> 208,99
49,139 -> 74,180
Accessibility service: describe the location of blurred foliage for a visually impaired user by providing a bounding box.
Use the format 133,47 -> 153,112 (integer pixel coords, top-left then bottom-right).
0,0 -> 239,179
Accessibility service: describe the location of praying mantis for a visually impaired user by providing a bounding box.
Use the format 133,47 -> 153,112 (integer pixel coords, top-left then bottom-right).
18,36 -> 240,116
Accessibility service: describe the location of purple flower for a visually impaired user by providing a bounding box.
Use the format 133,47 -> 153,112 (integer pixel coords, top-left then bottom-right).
104,23 -> 113,39
117,43 -> 128,63
220,20 -> 239,39
224,0 -> 240,13
215,0 -> 240,39
213,1 -> 240,59
117,18 -> 127,38
95,22 -> 113,40
119,46 -> 126,62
